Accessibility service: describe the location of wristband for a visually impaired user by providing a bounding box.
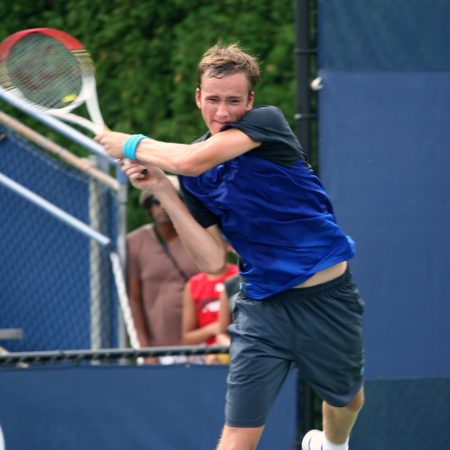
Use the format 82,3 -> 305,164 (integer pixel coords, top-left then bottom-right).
123,134 -> 148,160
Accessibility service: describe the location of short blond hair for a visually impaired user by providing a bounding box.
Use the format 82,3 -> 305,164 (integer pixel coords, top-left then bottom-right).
198,43 -> 260,91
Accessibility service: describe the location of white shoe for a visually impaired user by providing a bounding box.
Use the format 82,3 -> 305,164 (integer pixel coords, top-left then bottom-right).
302,429 -> 324,450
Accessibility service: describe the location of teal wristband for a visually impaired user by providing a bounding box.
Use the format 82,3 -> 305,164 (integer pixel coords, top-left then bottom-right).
123,134 -> 148,160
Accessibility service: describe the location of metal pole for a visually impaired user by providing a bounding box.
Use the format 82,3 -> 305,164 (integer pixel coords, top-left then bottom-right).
295,0 -> 320,443
0,173 -> 111,247
116,177 -> 129,348
89,174 -> 103,350
295,0 -> 316,163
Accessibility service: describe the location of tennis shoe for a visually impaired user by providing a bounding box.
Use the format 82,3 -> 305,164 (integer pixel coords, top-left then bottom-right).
302,429 -> 324,450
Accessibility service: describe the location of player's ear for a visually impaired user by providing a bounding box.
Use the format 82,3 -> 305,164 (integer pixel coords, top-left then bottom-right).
195,87 -> 202,109
245,91 -> 255,111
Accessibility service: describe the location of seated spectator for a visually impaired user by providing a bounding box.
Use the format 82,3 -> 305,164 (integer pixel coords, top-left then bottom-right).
127,175 -> 199,363
181,263 -> 238,348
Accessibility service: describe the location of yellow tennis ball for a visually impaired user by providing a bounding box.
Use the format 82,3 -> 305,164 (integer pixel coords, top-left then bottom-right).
62,94 -> 77,103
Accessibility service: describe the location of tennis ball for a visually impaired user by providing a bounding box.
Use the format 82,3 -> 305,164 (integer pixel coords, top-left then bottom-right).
62,94 -> 77,103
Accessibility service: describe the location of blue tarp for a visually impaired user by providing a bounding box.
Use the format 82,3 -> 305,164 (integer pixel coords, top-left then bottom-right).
318,1 -> 450,379
0,364 -> 298,450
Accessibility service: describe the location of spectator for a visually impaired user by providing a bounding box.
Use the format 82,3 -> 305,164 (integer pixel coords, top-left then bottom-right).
127,175 -> 199,363
182,262 -> 238,347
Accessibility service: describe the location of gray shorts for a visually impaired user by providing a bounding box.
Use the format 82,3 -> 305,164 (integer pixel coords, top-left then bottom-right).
225,268 -> 365,428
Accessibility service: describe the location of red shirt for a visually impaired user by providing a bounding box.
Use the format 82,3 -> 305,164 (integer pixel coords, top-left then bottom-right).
188,264 -> 239,345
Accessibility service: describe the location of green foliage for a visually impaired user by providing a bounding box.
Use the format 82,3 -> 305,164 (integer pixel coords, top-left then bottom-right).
0,0 -> 297,231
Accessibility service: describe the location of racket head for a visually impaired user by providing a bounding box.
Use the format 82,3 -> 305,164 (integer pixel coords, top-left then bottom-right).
0,28 -> 96,113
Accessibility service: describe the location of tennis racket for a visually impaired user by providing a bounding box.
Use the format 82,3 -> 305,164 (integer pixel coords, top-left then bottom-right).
0,27 -> 105,134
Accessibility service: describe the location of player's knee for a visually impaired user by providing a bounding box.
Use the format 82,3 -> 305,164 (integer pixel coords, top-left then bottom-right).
345,386 -> 365,413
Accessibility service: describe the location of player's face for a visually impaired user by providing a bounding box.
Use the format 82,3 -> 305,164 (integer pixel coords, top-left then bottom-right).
196,72 -> 255,135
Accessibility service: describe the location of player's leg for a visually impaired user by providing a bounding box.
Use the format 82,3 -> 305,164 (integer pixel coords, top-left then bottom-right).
219,293 -> 293,450
293,268 -> 365,450
323,385 -> 364,444
303,386 -> 364,450
216,425 -> 264,450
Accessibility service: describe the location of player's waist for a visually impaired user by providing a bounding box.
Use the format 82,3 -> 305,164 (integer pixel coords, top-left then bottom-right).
294,261 -> 348,289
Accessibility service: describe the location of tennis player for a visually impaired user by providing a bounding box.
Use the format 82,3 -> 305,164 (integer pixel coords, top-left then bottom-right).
97,43 -> 365,450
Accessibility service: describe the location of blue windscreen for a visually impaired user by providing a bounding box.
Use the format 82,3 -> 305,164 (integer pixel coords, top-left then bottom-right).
317,0 -> 450,378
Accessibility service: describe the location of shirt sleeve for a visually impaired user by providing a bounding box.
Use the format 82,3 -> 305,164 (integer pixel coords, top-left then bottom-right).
221,106 -> 307,166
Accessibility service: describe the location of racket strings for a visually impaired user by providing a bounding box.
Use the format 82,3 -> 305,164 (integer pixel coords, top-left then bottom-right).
5,34 -> 86,110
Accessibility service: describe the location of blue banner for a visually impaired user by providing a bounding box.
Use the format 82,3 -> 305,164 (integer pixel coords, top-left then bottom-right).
318,0 -> 450,380
0,364 -> 298,450
318,0 -> 450,71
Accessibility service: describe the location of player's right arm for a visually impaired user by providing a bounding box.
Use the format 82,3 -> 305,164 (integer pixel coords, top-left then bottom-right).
123,162 -> 228,275
166,201 -> 227,275
96,128 -> 260,176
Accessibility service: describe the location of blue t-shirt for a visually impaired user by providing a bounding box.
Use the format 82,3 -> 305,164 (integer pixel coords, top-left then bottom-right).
180,106 -> 355,300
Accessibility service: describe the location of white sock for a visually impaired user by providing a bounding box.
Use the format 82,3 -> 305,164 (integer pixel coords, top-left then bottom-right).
323,434 -> 349,450
302,430 -> 349,450
302,430 -> 323,450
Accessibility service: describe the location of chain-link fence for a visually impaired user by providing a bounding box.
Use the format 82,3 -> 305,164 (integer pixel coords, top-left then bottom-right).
0,118 -> 129,352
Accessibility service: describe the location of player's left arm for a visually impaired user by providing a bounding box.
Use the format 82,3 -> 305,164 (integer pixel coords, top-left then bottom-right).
96,128 -> 260,176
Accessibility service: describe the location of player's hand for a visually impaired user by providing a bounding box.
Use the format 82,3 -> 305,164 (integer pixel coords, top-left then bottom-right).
95,131 -> 129,159
121,160 -> 177,198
